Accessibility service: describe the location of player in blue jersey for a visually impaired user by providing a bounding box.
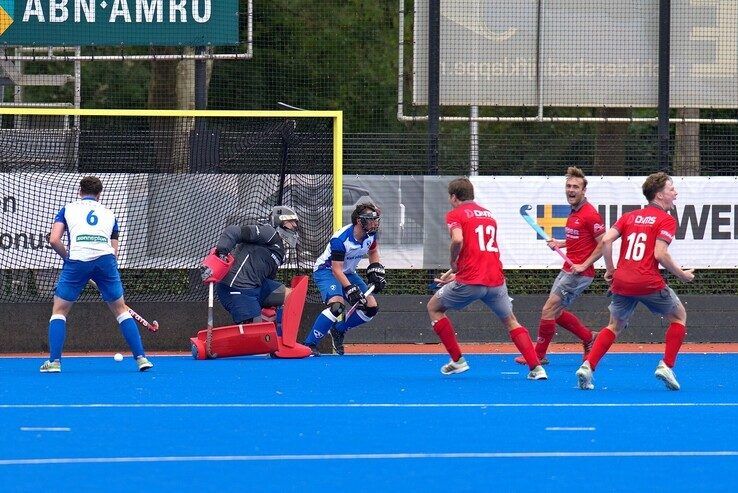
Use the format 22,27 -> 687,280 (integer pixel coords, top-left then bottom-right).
40,176 -> 153,373
303,202 -> 386,356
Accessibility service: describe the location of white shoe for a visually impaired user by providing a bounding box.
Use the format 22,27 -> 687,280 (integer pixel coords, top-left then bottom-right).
441,356 -> 469,375
39,360 -> 61,373
136,356 -> 154,372
576,361 -> 595,390
527,365 -> 548,380
655,360 -> 680,391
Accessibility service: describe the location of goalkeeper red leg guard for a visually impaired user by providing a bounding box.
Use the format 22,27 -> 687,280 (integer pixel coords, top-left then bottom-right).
556,310 -> 593,342
663,323 -> 686,367
432,317 -> 462,362
587,327 -> 616,370
509,326 -> 539,370
534,319 -> 556,359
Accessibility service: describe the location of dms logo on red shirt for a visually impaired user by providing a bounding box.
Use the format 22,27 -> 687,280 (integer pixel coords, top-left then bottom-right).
635,216 -> 657,225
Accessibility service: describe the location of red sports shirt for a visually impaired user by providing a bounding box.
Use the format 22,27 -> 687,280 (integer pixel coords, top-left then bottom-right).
611,204 -> 677,296
564,200 -> 605,278
446,201 -> 505,287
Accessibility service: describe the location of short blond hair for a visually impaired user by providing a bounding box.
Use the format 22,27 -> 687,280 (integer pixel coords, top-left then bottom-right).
566,166 -> 587,189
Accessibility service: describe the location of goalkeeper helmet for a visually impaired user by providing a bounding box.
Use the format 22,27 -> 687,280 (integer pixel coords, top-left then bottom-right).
351,203 -> 381,234
270,205 -> 299,248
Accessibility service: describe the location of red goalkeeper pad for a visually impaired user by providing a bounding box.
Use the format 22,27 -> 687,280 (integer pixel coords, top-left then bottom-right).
201,249 -> 235,284
280,275 -> 308,348
190,322 -> 278,360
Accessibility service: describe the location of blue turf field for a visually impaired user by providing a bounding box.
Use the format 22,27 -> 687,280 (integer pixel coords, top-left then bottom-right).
1,353 -> 737,492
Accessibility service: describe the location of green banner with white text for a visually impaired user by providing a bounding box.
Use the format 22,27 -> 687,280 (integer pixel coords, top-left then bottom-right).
0,0 -> 238,46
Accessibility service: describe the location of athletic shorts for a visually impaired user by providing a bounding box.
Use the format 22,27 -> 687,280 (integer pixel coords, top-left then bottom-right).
313,268 -> 369,303
608,287 -> 682,323
549,271 -> 594,308
55,254 -> 123,303
434,280 -> 513,320
216,279 -> 285,324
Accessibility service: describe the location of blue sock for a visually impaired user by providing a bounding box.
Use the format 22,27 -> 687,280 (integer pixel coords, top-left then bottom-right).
48,315 -> 67,361
118,314 -> 145,358
335,310 -> 368,333
304,311 -> 336,346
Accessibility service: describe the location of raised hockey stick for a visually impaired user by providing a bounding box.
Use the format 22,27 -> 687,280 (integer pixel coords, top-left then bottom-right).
519,205 -> 574,266
345,284 -> 375,320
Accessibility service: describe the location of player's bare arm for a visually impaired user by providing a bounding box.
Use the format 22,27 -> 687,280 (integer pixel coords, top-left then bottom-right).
654,240 -> 695,282
546,238 -> 566,250
330,259 -> 351,290
601,227 -> 620,282
367,248 -> 381,265
49,221 -> 68,260
448,227 -> 463,272
111,239 -> 119,257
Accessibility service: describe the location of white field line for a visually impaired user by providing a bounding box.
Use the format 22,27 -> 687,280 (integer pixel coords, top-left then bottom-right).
19,427 -> 71,432
1,450 -> 738,466
545,427 -> 596,431
1,402 -> 738,409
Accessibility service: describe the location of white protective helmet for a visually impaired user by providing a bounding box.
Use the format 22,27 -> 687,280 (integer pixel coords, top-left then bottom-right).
270,205 -> 299,248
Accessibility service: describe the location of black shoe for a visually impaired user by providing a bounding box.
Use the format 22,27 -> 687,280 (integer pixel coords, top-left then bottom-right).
307,344 -> 321,357
330,327 -> 345,355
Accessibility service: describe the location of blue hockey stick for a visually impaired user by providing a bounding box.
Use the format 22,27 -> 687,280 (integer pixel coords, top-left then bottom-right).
519,205 -> 573,266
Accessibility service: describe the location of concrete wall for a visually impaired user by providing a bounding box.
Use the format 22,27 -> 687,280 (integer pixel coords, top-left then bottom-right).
2,294 -> 735,354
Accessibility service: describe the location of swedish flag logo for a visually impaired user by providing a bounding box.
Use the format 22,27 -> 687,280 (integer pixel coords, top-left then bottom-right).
0,0 -> 13,37
535,204 -> 569,239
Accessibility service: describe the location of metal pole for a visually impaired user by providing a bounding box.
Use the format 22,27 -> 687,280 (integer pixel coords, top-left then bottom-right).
195,46 -> 208,110
658,0 -> 671,172
470,106 -> 479,176
427,0 -> 440,174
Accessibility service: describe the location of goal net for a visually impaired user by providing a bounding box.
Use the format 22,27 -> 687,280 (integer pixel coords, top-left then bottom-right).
0,108 -> 342,303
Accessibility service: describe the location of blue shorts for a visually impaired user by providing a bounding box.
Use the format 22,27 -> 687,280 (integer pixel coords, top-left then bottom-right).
216,279 -> 285,324
434,280 -> 514,320
549,271 -> 594,308
313,268 -> 368,303
55,254 -> 124,303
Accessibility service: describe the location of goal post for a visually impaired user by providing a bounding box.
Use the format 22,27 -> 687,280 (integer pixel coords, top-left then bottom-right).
0,108 -> 343,302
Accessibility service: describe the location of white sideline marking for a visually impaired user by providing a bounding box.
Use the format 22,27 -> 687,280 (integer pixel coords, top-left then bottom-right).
19,427 -> 70,432
500,372 -> 519,375
1,402 -> 738,409
1,450 -> 738,466
545,427 -> 595,431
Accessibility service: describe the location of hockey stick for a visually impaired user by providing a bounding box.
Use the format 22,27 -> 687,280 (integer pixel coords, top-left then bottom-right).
345,284 -> 375,320
87,280 -> 159,332
206,281 -> 217,358
128,307 -> 159,332
519,205 -> 574,266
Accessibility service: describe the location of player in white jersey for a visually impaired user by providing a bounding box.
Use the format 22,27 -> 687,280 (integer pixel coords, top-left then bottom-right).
303,203 -> 386,356
39,176 -> 153,373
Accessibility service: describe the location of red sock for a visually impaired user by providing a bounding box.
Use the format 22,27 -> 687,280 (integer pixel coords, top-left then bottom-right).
509,326 -> 539,369
535,319 -> 556,358
663,323 -> 686,367
556,310 -> 593,342
587,327 -> 616,370
433,317 -> 462,362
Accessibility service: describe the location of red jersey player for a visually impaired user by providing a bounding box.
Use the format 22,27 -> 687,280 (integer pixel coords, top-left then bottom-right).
427,178 -> 547,380
515,167 -> 605,365
576,172 -> 694,391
